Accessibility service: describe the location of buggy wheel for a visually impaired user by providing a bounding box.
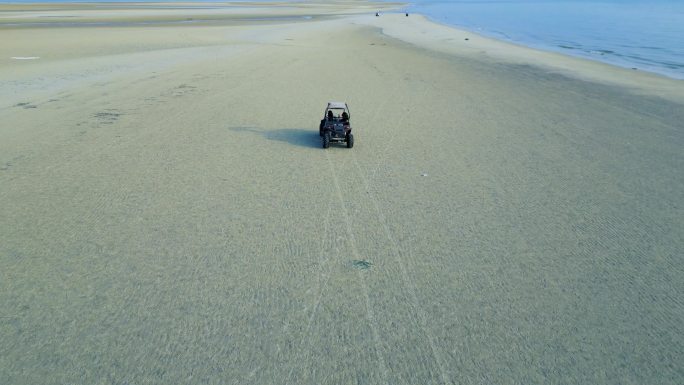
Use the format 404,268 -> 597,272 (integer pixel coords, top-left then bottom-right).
346,133 -> 354,148
319,120 -> 325,137
322,133 -> 330,149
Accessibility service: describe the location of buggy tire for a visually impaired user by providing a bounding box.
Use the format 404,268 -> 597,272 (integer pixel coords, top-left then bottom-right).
346,133 -> 354,148
323,133 -> 331,149
319,120 -> 325,137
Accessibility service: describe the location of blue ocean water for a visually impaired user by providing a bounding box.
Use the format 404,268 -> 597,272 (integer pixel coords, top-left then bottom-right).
399,0 -> 684,79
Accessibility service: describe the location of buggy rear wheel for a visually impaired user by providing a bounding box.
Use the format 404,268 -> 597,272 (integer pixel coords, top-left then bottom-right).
346,133 -> 354,148
319,120 -> 325,137
322,132 -> 330,149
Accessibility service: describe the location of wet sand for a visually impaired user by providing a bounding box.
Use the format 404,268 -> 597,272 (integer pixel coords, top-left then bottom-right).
1,2 -> 683,384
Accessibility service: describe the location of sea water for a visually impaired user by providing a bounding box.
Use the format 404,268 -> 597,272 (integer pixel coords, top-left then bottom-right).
398,0 -> 684,79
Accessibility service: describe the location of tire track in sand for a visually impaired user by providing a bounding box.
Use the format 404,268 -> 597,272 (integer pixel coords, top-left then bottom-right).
284,202 -> 338,385
350,153 -> 452,385
321,151 -> 391,385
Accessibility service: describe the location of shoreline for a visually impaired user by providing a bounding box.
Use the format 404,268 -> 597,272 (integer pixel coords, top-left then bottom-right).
369,13 -> 684,104
416,12 -> 684,81
2,2 -> 682,102
384,1 -> 684,82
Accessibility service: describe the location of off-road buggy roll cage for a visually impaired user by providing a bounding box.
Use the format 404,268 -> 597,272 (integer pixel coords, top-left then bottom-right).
319,101 -> 354,149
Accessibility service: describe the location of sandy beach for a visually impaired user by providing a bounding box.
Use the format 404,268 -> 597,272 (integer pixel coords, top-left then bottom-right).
1,2 -> 683,384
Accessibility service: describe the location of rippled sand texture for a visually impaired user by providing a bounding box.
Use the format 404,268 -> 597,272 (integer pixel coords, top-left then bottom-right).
1,3 -> 683,385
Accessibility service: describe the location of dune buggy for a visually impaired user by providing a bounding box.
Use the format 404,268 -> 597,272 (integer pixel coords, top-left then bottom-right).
319,102 -> 354,149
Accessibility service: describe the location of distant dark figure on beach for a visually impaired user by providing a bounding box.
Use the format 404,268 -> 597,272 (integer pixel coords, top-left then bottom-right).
406,13 -> 409,17
376,12 -> 379,17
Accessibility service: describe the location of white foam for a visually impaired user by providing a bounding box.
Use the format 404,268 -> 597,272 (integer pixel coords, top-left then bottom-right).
11,57 -> 40,60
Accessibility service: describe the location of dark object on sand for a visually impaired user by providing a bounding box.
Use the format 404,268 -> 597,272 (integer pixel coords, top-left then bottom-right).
352,260 -> 372,270
406,13 -> 409,17
319,102 -> 354,149
465,38 -> 470,41
376,12 -> 379,17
